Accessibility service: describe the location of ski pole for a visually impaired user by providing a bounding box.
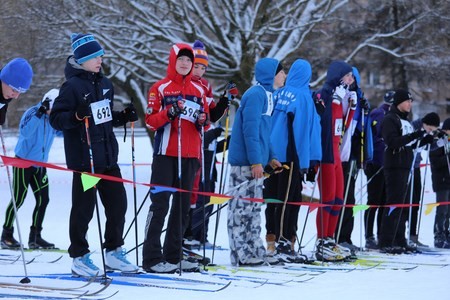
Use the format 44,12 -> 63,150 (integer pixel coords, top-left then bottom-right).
297,166 -> 319,253
336,159 -> 356,244
278,161 -> 294,243
123,189 -> 150,240
130,116 -> 139,265
211,82 -> 234,264
0,126 -> 30,283
84,118 -> 108,283
416,144 -> 429,241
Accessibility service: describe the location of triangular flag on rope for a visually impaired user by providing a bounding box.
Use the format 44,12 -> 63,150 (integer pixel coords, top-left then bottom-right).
81,173 -> 101,192
264,198 -> 283,204
208,196 -> 231,205
424,203 -> 440,215
352,204 -> 370,216
388,206 -> 396,216
150,186 -> 178,194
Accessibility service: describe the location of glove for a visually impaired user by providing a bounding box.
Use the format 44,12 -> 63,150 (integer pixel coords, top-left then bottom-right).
420,134 -> 434,146
36,99 -> 51,118
409,129 -> 425,141
212,126 -> 224,138
306,167 -> 316,183
432,129 -> 447,139
332,85 -> 347,103
167,100 -> 184,121
227,81 -> 239,98
195,111 -> 208,128
348,91 -> 358,109
123,103 -> 138,122
359,96 -> 370,111
313,93 -> 325,116
75,101 -> 91,120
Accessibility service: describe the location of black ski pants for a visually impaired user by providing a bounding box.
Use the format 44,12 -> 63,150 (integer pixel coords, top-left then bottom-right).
68,166 -> 127,258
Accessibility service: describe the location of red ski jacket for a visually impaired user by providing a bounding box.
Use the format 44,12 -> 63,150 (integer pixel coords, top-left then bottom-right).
145,43 -> 209,159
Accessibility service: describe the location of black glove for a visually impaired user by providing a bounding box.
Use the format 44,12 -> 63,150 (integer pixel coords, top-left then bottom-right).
313,93 -> 325,116
359,96 -> 370,111
167,100 -> 184,121
212,126 -> 224,138
76,101 -> 91,120
36,99 -> 51,118
433,129 -> 447,139
306,167 -> 316,182
420,134 -> 434,146
408,129 -> 425,141
123,103 -> 138,122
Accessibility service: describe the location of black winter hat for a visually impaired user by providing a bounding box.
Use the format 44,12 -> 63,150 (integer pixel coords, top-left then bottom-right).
384,91 -> 395,104
422,112 -> 440,127
177,48 -> 194,62
442,118 -> 450,130
393,89 -> 413,106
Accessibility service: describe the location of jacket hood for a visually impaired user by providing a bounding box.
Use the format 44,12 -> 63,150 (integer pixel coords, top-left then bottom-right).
167,43 -> 194,84
325,60 -> 352,88
255,58 -> 280,92
285,59 -> 311,90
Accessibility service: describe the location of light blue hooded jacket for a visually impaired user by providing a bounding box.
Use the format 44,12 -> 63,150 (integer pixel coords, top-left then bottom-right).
15,102 -> 61,163
271,59 -> 322,169
228,58 -> 279,166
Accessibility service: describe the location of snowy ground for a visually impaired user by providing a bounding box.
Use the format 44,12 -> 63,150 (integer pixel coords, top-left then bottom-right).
0,129 -> 448,300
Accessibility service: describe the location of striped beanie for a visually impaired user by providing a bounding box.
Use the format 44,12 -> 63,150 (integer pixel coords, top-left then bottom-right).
193,40 -> 208,67
71,33 -> 104,64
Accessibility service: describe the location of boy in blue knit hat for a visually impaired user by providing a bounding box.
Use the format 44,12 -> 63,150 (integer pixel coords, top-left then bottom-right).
0,58 -> 33,125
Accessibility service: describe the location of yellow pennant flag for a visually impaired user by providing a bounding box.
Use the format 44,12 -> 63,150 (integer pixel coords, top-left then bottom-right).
425,203 -> 440,216
81,173 -> 101,192
208,196 -> 231,206
352,204 -> 370,216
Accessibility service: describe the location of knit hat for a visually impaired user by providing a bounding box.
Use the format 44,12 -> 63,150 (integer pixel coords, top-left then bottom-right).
41,88 -> 59,110
393,89 -> 413,106
422,112 -> 440,127
71,33 -> 104,64
0,58 -> 33,93
276,62 -> 284,75
442,118 -> 450,130
384,91 -> 395,104
193,40 -> 208,67
177,48 -> 194,62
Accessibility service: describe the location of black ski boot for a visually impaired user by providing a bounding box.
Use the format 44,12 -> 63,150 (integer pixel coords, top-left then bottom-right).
28,226 -> 56,249
1,227 -> 21,249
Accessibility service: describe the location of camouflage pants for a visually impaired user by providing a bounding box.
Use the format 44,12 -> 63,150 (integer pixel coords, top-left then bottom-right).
227,166 -> 266,266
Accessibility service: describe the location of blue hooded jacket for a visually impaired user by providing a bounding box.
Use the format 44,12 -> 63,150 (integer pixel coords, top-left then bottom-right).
271,59 -> 322,169
228,58 -> 279,166
15,102 -> 61,163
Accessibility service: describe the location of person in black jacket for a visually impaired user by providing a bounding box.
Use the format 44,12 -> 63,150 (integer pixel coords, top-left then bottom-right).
429,118 -> 450,248
50,33 -> 138,277
378,89 -> 434,254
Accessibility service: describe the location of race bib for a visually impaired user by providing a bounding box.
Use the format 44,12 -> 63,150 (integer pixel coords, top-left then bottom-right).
180,100 -> 201,123
335,118 -> 343,136
91,99 -> 112,125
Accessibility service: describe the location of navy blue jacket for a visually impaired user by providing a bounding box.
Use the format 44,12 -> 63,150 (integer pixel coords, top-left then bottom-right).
50,56 -> 127,171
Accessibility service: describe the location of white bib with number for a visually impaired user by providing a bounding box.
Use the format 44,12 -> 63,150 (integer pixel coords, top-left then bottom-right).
335,118 -> 343,136
180,100 -> 201,123
91,99 -> 112,125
